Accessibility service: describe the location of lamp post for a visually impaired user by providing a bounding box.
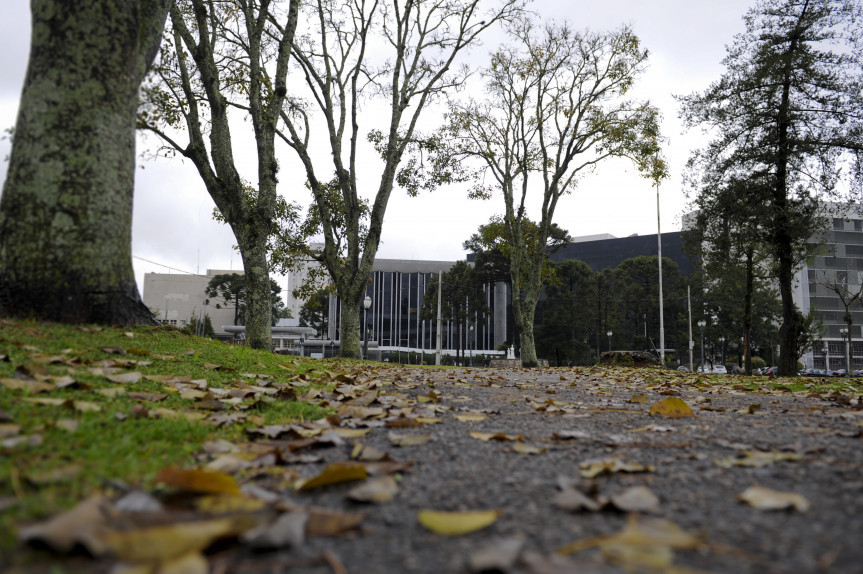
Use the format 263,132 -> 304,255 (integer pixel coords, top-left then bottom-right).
719,336 -> 725,366
607,330 -> 613,352
841,328 -> 850,375
823,342 -> 830,372
363,294 -> 371,360
697,320 -> 706,371
739,336 -> 744,368
469,323 -> 474,367
330,340 -> 335,359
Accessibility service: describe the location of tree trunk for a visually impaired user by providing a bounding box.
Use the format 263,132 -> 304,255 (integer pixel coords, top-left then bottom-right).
237,235 -> 272,350
744,249 -> 754,375
0,0 -> 170,325
339,299 -> 361,360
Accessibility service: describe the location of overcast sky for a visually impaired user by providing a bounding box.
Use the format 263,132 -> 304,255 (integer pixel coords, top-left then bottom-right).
0,0 -> 755,296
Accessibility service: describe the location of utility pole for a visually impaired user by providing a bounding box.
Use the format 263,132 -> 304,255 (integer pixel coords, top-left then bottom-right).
657,176 -> 665,364
435,270 -> 442,365
688,285 -> 694,372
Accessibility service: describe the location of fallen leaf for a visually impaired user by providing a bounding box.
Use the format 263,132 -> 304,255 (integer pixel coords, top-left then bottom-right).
19,495 -> 109,554
738,486 -> 810,512
629,393 -> 649,404
155,467 -> 240,496
468,536 -> 525,573
347,476 -> 398,503
512,442 -> 547,455
469,430 -> 524,442
0,378 -> 55,393
609,486 -> 660,514
305,507 -> 366,536
715,451 -> 802,468
418,509 -> 502,536
295,462 -> 368,491
241,511 -> 308,549
558,514 -> 701,572
105,372 -> 143,384
25,464 -> 82,486
455,413 -> 488,422
580,459 -> 654,479
388,432 -> 432,447
648,397 -> 694,418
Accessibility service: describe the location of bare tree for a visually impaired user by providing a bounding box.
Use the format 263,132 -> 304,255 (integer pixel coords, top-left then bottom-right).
444,21 -> 665,366
269,0 -> 526,358
139,0 -> 300,349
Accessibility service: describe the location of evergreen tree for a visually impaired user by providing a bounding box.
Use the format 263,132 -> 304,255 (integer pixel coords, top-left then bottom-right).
680,0 -> 863,375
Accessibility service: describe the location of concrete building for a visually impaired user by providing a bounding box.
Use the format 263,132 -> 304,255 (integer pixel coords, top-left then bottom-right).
796,204 -> 863,370
142,269 -> 237,334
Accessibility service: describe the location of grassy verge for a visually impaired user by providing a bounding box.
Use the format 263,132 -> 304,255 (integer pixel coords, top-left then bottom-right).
0,319 -> 334,553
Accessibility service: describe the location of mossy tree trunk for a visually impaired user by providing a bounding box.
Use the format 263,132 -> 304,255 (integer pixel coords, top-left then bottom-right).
0,0 -> 170,325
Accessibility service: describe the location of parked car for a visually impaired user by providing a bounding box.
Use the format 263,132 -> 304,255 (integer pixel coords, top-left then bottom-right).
825,369 -> 842,377
799,368 -> 826,377
712,365 -> 728,374
677,366 -> 690,372
762,366 -> 779,376
835,369 -> 848,377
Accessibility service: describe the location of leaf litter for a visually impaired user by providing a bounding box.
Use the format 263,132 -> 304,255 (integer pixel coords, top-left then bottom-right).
4,324 -> 863,573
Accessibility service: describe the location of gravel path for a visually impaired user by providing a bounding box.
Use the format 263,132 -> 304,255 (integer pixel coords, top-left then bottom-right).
215,366 -> 863,574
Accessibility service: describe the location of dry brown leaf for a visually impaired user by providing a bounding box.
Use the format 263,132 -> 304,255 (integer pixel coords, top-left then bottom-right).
512,442 -> 547,455
241,511 -> 308,549
558,514 -> 701,572
609,486 -> 660,514
468,536 -> 525,573
469,430 -> 524,442
295,462 -> 368,491
19,495 -> 109,554
715,450 -> 802,468
738,486 -> 810,511
1,378 -> 55,393
155,467 -> 240,495
387,432 -> 432,447
648,397 -> 694,418
0,424 -> 21,438
580,459 -> 654,479
346,476 -> 398,503
454,413 -> 489,422
105,372 -> 143,384
305,508 -> 366,536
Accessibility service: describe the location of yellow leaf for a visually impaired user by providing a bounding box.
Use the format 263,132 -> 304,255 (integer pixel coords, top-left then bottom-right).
418,509 -> 502,536
738,486 -> 810,511
629,393 -> 649,404
155,467 -> 240,496
195,495 -> 267,514
295,462 -> 368,491
512,442 -> 547,455
715,451 -> 802,468
648,397 -> 694,418
103,515 -> 258,562
387,432 -> 432,447
333,428 -> 371,439
455,413 -> 488,422
469,431 -> 523,442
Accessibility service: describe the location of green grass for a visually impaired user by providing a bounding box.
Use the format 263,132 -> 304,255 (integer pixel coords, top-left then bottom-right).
0,319 -> 335,554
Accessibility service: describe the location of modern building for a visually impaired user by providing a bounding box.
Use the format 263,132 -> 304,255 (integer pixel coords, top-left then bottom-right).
142,269 -> 237,334
327,259 -> 510,359
797,204 -> 863,370
548,231 -> 693,276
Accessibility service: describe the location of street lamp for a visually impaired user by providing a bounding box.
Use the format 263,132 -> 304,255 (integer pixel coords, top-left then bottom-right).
363,294 -> 372,360
697,320 -> 706,371
469,323 -> 474,366
718,336 -> 725,366
841,328 -> 850,375
823,342 -> 830,372
607,330 -> 613,352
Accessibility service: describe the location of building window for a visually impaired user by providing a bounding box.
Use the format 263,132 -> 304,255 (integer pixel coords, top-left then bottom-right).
160,319 -> 178,326
855,220 -> 863,232
833,218 -> 845,231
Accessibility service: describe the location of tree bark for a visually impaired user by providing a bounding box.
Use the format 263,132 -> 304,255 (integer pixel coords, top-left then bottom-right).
0,0 -> 170,325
